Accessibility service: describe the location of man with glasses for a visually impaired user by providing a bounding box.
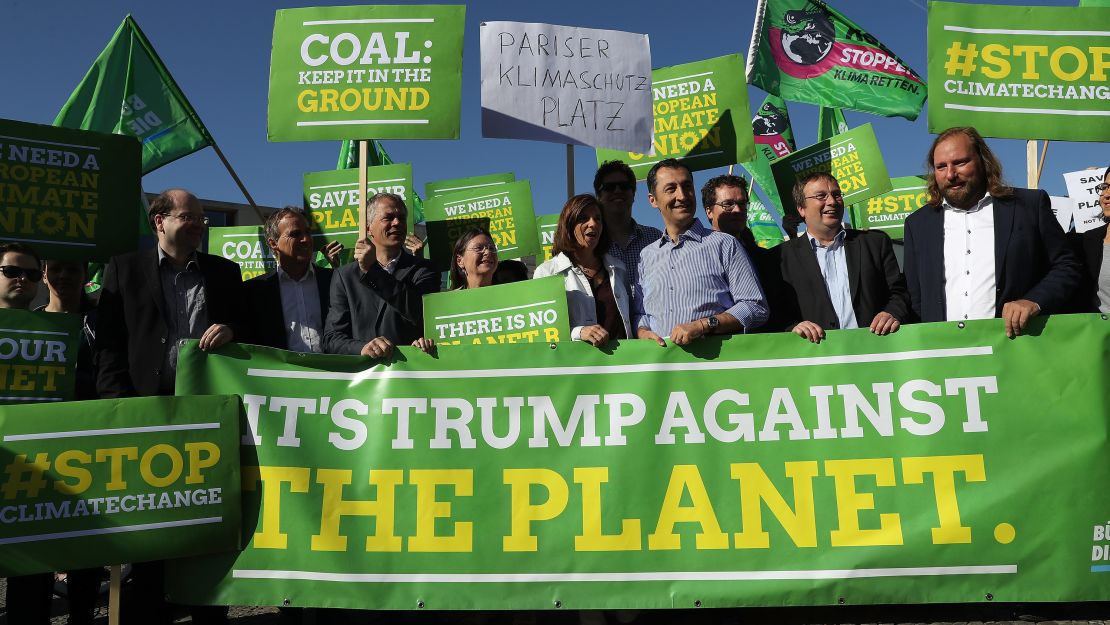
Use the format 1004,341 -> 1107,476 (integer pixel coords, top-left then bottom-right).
95,188 -> 243,624
780,172 -> 910,343
594,160 -> 662,295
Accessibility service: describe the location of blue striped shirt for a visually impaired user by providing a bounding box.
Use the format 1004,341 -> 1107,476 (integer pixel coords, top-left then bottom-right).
608,219 -> 663,298
632,220 -> 768,335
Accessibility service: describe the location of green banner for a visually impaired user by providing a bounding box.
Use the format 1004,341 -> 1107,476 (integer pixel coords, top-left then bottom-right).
426,172 -> 516,198
535,213 -> 559,263
0,394 -> 242,576
0,309 -> 81,405
54,15 -> 212,174
208,226 -> 277,281
422,276 -> 570,347
303,163 -> 415,261
770,123 -> 891,210
0,119 -> 140,262
927,2 -> 1110,142
848,175 -> 927,240
595,54 -> 756,178
267,5 -> 465,142
740,95 -> 795,217
423,180 -> 539,271
167,315 -> 1110,609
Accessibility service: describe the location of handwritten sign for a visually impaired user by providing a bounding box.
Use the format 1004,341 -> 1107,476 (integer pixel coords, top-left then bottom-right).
1064,169 -> 1105,234
480,22 -> 652,152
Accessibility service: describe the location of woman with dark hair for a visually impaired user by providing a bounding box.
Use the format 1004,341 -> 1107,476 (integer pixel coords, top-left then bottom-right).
1075,165 -> 1110,313
449,227 -> 499,290
533,194 -> 631,346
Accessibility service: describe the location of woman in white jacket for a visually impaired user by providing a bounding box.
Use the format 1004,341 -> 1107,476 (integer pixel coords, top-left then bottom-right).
534,194 -> 632,346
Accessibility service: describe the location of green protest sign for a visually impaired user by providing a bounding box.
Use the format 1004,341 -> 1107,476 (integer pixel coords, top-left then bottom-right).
747,0 -> 926,120
770,123 -> 891,210
303,163 -> 415,262
747,197 -> 784,248
848,175 -> 927,240
423,180 -> 539,271
267,5 -> 465,142
426,172 -> 515,198
0,309 -> 82,405
167,315 -> 1110,609
0,394 -> 242,576
422,276 -> 570,347
595,54 -> 755,178
535,213 -> 559,263
928,2 -> 1110,142
208,226 -> 277,280
0,118 -> 140,262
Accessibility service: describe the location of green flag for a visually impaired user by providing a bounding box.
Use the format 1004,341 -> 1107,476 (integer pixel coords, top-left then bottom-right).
817,107 -> 849,142
335,140 -> 424,224
746,0 -> 926,120
54,15 -> 212,173
740,95 -> 795,217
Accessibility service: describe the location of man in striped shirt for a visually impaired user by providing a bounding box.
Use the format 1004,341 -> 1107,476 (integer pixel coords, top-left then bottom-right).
594,160 -> 663,296
632,159 -> 769,345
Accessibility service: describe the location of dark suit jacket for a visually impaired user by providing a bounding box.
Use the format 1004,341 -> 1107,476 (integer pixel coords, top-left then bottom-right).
244,266 -> 333,349
779,228 -> 910,329
1069,223 -> 1108,313
323,253 -> 440,354
95,248 -> 246,398
741,239 -> 793,333
903,188 -> 1081,322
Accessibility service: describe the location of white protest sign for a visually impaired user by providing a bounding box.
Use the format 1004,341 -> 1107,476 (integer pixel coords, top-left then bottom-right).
480,21 -> 652,152
1049,196 -> 1074,233
1064,169 -> 1105,234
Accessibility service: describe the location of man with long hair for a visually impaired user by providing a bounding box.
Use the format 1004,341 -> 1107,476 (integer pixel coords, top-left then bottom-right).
903,127 -> 1080,336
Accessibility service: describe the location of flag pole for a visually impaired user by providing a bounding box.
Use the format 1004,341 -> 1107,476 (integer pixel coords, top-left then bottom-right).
1026,140 -> 1038,188
108,564 -> 121,625
209,140 -> 266,223
566,145 -> 574,199
359,140 -> 369,242
1036,140 -> 1050,188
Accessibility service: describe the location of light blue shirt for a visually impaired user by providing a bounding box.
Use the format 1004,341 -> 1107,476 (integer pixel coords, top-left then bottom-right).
807,229 -> 858,330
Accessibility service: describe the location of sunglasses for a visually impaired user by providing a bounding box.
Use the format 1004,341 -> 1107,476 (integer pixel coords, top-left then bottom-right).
0,266 -> 43,282
599,181 -> 636,193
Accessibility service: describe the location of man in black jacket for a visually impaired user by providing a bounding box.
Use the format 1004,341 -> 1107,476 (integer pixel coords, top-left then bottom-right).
324,192 -> 438,357
780,173 -> 910,343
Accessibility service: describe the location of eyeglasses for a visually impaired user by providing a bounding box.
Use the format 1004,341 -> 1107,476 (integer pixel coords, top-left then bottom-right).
282,229 -> 310,239
466,244 -> 497,253
0,266 -> 43,282
805,191 -> 844,203
714,200 -> 749,210
1097,183 -> 1109,194
164,213 -> 209,226
598,181 -> 636,193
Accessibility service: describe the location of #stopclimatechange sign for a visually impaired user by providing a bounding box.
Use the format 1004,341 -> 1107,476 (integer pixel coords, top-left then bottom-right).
0,118 -> 140,261
928,1 -> 1110,142
480,22 -> 652,152
268,5 -> 465,141
770,123 -> 891,209
848,175 -> 927,240
422,276 -> 570,346
208,226 -> 277,280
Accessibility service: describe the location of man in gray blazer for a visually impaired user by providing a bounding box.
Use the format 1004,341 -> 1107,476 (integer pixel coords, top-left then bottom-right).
323,192 -> 439,357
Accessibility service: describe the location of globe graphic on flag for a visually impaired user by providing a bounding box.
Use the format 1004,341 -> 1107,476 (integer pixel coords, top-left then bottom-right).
780,30 -> 833,65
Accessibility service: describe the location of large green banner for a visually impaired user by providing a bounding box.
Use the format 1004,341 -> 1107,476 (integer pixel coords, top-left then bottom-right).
0,118 -> 140,262
208,226 -> 277,280
928,2 -> 1110,142
848,175 -> 927,240
422,276 -> 570,346
0,394 -> 242,576
770,123 -> 892,210
303,163 -> 415,260
423,180 -> 539,271
0,309 -> 82,405
535,213 -> 559,263
426,172 -> 515,198
595,54 -> 756,178
168,315 -> 1110,609
267,5 -> 465,142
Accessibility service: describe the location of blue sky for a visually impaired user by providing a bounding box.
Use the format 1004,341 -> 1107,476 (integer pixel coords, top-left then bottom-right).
2,0 -> 1101,231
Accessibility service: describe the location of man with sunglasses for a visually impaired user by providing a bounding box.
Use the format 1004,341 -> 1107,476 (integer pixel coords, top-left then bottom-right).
779,173 -> 910,343
594,160 -> 662,296
0,243 -> 42,309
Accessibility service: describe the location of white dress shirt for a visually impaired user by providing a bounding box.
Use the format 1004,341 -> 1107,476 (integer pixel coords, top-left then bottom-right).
806,229 -> 858,330
278,264 -> 323,353
943,193 -> 997,321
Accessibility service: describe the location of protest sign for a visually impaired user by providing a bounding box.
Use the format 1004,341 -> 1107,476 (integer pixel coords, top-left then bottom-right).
167,315 -> 1110,609
928,2 -> 1110,142
267,5 -> 465,141
535,213 -> 559,263
0,309 -> 81,405
422,276 -> 570,346
740,95 -> 795,216
303,163 -> 415,258
423,180 -> 540,271
427,172 -> 516,198
847,175 -> 927,240
770,123 -> 891,209
480,22 -> 652,152
1050,196 -> 1075,233
0,394 -> 241,576
1064,169 -> 1105,234
208,226 -> 277,280
0,118 -> 140,261
595,54 -> 755,177
747,0 -> 926,120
